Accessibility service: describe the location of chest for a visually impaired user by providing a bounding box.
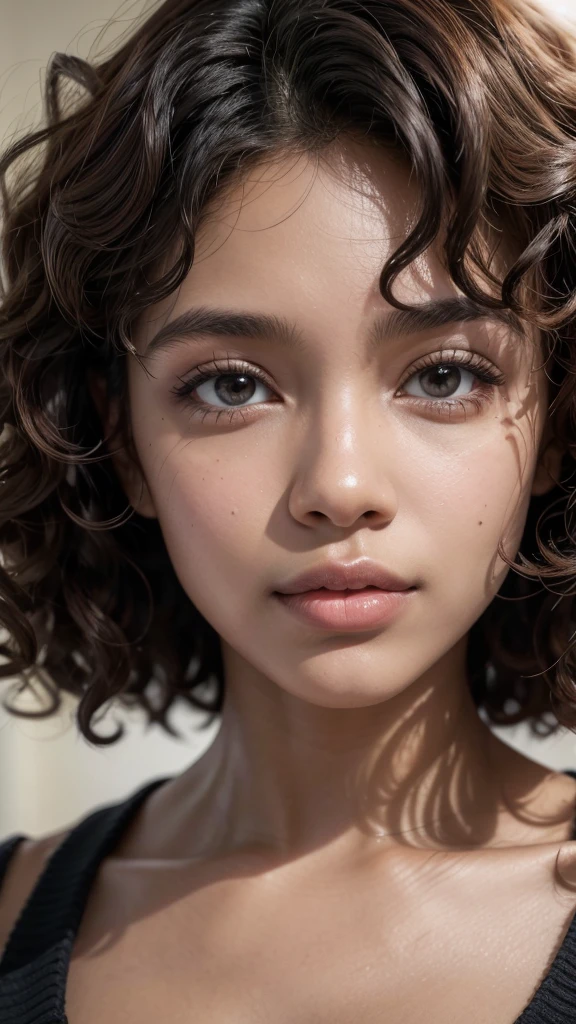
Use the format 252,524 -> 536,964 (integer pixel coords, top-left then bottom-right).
64,850 -> 576,1024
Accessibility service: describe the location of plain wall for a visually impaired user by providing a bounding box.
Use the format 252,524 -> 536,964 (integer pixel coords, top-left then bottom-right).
1,0 -> 576,842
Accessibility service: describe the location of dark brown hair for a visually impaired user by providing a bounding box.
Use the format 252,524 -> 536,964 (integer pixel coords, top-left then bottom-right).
2,0 -> 576,744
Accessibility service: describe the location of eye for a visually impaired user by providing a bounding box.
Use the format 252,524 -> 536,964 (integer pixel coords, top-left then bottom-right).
398,350 -> 506,407
170,358 -> 277,419
169,349 -> 507,424
194,371 -> 271,408
403,363 -> 479,400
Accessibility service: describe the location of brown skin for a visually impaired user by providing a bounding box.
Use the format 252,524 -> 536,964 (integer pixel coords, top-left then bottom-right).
3,139 -> 576,1021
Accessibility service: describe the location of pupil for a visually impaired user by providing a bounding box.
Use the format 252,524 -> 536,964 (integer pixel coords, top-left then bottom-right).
216,373 -> 256,405
422,365 -> 461,397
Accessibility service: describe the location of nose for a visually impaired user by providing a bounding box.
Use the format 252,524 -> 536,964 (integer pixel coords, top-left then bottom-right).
286,395 -> 399,531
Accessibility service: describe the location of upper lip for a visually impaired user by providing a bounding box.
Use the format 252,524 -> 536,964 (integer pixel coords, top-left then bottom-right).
274,558 -> 415,595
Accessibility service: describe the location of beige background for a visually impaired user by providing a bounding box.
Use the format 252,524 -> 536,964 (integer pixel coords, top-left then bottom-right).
1,0 -> 576,843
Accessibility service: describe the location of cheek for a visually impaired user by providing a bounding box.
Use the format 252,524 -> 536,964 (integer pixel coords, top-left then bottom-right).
145,442 -> 269,608
406,433 -> 535,606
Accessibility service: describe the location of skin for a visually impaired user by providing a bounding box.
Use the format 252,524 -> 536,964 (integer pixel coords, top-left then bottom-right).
5,138 -> 576,1022
103,137 -> 572,860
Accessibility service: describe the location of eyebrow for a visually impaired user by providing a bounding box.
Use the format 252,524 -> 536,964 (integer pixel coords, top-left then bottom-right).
142,295 -> 525,361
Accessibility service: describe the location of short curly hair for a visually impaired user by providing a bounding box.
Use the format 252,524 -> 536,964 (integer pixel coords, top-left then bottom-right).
2,0 -> 576,744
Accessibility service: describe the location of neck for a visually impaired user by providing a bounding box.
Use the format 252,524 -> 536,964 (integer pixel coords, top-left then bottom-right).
172,634 -> 520,862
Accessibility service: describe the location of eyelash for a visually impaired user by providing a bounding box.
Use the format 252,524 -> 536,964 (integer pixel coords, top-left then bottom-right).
169,350 -> 507,424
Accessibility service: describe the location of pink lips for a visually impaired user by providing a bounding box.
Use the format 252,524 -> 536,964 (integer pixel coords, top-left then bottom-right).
274,585 -> 416,631
273,559 -> 417,631
275,557 -> 413,596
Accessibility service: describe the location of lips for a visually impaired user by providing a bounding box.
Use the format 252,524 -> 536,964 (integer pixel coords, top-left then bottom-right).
274,558 -> 414,595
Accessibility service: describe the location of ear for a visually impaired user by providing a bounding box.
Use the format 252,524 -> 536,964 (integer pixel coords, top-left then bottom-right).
531,419 -> 564,498
87,371 -> 158,519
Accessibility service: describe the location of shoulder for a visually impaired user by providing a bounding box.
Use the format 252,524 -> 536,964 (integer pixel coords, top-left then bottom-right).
0,779 -> 169,963
0,826 -> 71,960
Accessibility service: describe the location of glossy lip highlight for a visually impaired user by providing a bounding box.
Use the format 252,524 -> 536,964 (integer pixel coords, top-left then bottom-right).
274,587 -> 417,631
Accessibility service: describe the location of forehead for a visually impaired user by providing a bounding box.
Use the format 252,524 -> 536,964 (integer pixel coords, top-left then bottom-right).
134,138 -> 537,361
193,141 -> 437,294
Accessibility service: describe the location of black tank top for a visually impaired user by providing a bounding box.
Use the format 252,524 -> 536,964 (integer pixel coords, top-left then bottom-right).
1,770 -> 576,1023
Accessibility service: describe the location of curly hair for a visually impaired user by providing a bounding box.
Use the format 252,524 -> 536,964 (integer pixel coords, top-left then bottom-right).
1,0 -> 576,745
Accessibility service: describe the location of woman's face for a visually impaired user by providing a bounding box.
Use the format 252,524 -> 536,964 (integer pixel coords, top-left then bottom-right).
118,141 -> 557,708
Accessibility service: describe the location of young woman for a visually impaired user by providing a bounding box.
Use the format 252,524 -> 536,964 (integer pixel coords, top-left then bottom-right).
2,0 -> 576,1019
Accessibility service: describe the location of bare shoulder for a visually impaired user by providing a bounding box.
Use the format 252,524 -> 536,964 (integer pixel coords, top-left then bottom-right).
0,826 -> 71,959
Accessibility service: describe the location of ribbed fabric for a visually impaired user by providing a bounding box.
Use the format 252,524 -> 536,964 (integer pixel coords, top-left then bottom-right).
0,836 -> 26,891
514,766 -> 576,1023
0,776 -> 170,1024
1,770 -> 576,1023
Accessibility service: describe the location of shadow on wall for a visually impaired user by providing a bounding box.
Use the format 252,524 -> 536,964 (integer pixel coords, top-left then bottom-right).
0,685 -> 218,840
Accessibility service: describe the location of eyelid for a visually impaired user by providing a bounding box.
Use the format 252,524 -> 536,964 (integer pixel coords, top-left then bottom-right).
396,347 -> 506,391
170,356 -> 277,406
178,356 -> 275,389
182,348 -> 500,385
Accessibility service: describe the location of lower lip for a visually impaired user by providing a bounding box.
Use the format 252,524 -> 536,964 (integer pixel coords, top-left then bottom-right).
273,587 -> 416,631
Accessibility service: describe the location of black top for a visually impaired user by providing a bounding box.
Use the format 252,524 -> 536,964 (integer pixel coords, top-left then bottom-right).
1,770 -> 576,1024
